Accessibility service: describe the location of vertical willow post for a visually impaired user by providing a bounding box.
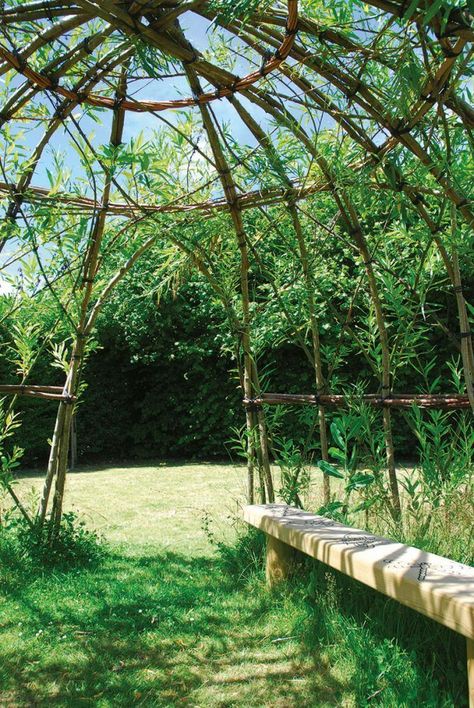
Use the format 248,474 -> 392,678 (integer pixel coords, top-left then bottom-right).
288,205 -> 331,503
185,66 -> 275,503
228,96 -> 331,504
38,68 -> 127,532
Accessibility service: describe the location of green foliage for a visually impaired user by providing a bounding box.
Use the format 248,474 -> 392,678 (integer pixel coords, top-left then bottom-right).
74,278 -> 240,461
129,39 -> 177,79
274,436 -> 312,506
203,511 -> 265,579
400,408 -> 474,537
0,398 -> 24,492
0,444 -> 23,490
209,0 -> 272,24
1,510 -> 106,569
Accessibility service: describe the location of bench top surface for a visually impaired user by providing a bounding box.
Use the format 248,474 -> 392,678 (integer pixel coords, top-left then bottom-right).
244,504 -> 474,639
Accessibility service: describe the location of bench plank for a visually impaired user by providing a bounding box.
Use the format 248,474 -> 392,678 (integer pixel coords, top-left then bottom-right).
244,504 -> 474,640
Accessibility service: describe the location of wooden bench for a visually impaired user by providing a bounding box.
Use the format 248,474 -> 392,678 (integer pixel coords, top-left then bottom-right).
244,503 -> 474,706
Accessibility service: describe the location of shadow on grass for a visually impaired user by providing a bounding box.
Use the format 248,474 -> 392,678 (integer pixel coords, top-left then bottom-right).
296,557 -> 468,707
0,540 -> 467,707
0,548 -> 347,707
16,459 -> 244,479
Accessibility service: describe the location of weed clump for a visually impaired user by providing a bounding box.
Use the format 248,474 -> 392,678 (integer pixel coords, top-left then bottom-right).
0,510 -> 107,570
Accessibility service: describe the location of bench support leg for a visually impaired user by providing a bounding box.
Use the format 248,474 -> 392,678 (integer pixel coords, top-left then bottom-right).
468,638 -> 474,708
266,534 -> 294,587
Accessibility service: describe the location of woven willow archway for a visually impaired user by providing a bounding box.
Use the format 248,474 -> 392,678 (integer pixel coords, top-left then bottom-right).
0,0 -> 472,532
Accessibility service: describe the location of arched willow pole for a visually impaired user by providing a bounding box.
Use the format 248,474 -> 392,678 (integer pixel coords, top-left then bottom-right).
0,0 -> 472,527
185,65 -> 275,504
39,67 -> 129,532
232,21 -> 474,411
226,96 -> 331,503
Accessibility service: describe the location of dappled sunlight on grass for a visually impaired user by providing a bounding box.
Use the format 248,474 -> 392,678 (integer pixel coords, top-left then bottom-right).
1,463 -> 346,706
0,463 -> 469,706
0,549 -> 351,706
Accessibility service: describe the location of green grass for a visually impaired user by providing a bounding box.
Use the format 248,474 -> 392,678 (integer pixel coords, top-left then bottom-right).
0,463 -> 470,706
10,462 -> 247,554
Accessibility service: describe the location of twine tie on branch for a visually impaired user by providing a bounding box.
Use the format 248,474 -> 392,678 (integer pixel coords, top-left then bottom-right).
0,0 -> 299,113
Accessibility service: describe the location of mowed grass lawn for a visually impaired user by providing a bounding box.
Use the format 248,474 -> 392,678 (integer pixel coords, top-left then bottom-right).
0,463 -> 468,707
12,462 -> 248,554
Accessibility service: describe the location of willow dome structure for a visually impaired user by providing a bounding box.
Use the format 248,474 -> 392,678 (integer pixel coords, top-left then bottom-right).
0,0 -> 472,532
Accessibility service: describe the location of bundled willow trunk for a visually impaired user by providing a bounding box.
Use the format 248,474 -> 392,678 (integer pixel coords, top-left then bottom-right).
37,71 -> 127,534
185,65 -> 274,504
288,205 -> 331,503
227,95 -> 331,503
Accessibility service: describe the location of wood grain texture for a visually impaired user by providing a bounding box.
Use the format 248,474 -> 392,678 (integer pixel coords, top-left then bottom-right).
266,534 -> 295,587
468,638 -> 474,708
244,504 -> 474,639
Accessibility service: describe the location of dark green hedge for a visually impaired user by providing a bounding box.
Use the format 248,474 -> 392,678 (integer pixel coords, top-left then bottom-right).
10,269 -> 473,467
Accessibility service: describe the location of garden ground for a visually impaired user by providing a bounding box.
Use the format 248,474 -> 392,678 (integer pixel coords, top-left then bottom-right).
0,463 -> 468,706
